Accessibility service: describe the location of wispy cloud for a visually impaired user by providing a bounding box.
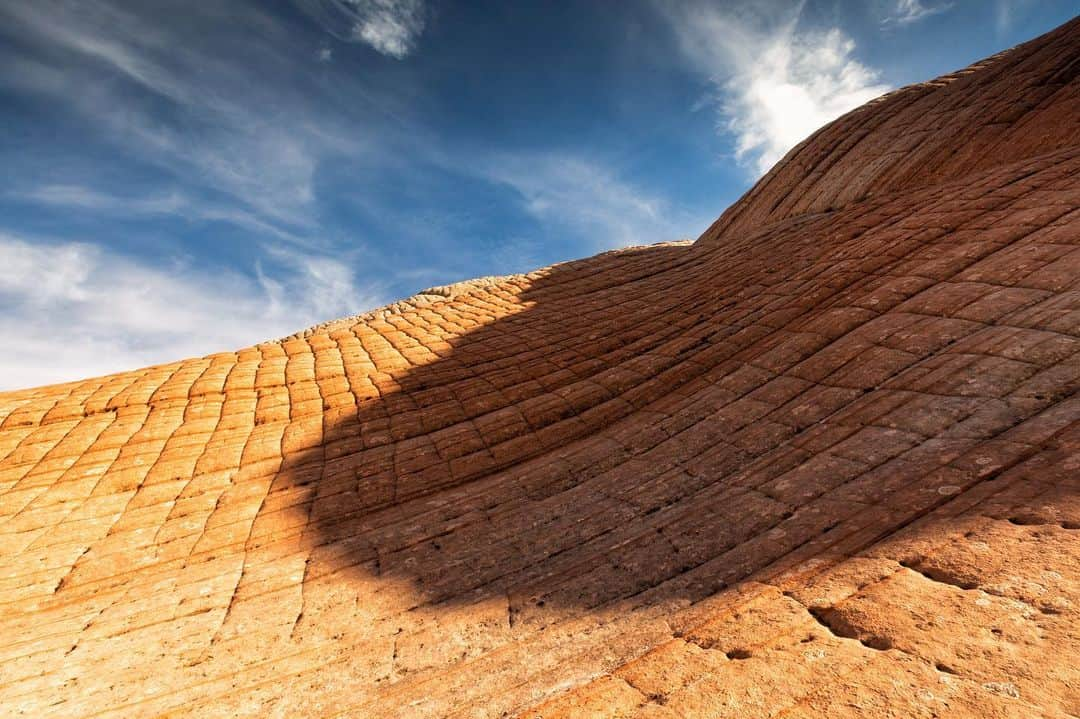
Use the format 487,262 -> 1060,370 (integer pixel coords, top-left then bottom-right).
654,1 -> 891,176
485,154 -> 703,251
11,184 -> 309,244
882,0 -> 953,27
0,1 -> 369,235
294,0 -> 426,59
993,0 -> 1035,35
15,184 -> 187,215
0,232 -> 386,390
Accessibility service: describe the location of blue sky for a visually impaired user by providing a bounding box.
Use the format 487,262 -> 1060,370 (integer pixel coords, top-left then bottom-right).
0,0 -> 1076,389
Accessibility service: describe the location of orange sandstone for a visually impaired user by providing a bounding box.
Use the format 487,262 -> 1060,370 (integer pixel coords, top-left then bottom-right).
2,17 -> 1079,719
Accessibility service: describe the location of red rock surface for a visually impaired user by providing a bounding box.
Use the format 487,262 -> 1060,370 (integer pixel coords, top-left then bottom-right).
2,17 -> 1079,719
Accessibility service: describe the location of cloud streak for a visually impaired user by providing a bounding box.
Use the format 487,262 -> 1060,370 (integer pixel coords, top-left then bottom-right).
655,1 -> 891,175
0,232 -> 386,390
994,0 -> 1036,36
882,0 -> 953,27
11,184 -> 312,244
15,184 -> 187,215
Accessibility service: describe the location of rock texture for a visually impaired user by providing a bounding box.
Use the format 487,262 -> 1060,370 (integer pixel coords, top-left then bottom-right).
2,18 -> 1079,719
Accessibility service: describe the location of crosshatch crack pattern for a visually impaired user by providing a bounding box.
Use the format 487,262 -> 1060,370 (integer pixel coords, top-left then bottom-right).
2,16 -> 1080,719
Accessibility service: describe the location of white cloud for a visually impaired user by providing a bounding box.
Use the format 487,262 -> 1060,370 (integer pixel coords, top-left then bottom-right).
485,154 -> 702,251
882,0 -> 953,27
655,1 -> 891,176
354,1 -> 424,58
295,0 -> 426,59
0,232 -> 386,390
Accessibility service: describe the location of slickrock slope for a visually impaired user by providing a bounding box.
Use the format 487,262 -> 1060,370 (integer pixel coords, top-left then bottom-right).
2,18 -> 1079,719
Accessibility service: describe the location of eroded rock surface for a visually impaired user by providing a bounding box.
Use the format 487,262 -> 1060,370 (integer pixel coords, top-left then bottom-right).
1,17 -> 1078,719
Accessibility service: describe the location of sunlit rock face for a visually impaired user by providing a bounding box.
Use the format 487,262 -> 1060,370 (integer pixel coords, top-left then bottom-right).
2,17 -> 1078,719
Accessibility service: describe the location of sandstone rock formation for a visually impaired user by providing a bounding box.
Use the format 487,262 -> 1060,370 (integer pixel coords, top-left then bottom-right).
2,17 -> 1079,719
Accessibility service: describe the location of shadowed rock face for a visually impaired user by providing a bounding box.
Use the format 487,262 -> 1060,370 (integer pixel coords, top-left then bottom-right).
2,17 -> 1079,719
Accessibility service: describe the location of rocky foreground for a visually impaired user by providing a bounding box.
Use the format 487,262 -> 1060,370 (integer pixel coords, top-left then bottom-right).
1,17 -> 1078,719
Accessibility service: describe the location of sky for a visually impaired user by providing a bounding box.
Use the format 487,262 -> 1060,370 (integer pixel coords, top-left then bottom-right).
0,0 -> 1076,389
